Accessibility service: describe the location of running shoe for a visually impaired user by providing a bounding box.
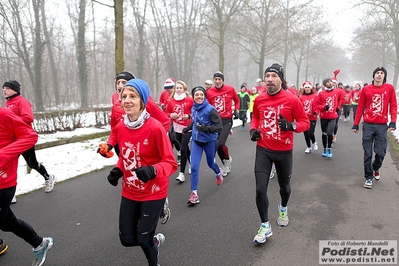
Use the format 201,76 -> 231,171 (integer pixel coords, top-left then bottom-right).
44,175 -> 56,193
277,204 -> 289,227
188,163 -> 191,174
32,237 -> 53,266
332,135 -> 337,143
176,172 -> 185,183
364,179 -> 373,189
312,142 -> 318,151
0,239 -> 8,256
154,233 -> 165,248
216,168 -> 223,186
327,148 -> 333,158
11,196 -> 17,204
269,167 -> 276,179
159,198 -> 170,225
223,156 -> 232,173
187,192 -> 200,205
373,169 -> 380,181
253,222 -> 273,244
305,147 -> 311,154
322,148 -> 328,157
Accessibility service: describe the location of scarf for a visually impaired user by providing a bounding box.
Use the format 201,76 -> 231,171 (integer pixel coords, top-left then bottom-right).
174,93 -> 186,101
124,109 -> 150,130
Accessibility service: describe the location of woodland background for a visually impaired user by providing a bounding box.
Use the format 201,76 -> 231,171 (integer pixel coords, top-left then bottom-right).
0,0 -> 398,112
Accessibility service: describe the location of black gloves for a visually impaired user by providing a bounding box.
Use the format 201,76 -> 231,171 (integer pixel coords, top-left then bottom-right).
107,167 -> 123,186
196,122 -> 208,133
388,122 -> 396,130
182,127 -> 191,134
97,143 -> 113,158
233,110 -> 239,120
135,166 -> 156,183
352,125 -> 359,131
336,108 -> 340,112
278,114 -> 294,131
250,129 -> 261,141
324,104 -> 330,111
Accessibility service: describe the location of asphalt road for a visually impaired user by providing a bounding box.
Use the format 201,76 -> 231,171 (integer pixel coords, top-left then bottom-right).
2,119 -> 399,266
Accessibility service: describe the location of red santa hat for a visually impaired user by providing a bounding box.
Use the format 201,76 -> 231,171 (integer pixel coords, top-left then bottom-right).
331,69 -> 340,84
163,78 -> 175,89
302,81 -> 313,88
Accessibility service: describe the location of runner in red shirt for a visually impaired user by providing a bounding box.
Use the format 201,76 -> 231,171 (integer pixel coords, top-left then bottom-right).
207,71 -> 240,176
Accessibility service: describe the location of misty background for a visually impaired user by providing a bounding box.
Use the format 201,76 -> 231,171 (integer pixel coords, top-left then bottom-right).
0,0 -> 398,112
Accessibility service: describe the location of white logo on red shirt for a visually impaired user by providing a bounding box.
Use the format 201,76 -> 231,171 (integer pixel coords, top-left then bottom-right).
214,95 -> 226,113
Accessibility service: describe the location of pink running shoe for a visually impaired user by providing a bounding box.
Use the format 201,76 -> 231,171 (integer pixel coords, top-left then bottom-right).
229,129 -> 233,136
187,192 -> 200,205
216,168 -> 223,185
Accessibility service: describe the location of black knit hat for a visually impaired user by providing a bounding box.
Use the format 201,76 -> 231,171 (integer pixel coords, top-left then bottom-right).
265,63 -> 287,89
213,71 -> 224,81
322,78 -> 332,87
372,66 -> 387,84
192,86 -> 207,98
3,80 -> 21,93
115,71 -> 135,82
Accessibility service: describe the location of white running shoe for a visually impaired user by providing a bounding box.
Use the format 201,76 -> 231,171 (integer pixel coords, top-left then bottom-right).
32,237 -> 53,266
277,204 -> 289,227
44,175 -> 56,193
223,156 -> 232,173
154,233 -> 165,248
159,198 -> 170,225
305,147 -> 311,154
269,164 -> 276,179
11,196 -> 17,204
176,172 -> 185,183
188,163 -> 191,174
253,222 -> 273,244
312,142 -> 318,151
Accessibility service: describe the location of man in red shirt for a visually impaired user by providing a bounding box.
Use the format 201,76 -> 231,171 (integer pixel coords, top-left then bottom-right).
250,63 -> 309,244
314,78 -> 343,158
352,66 -> 397,189
0,108 -> 53,266
3,80 -> 55,197
207,71 -> 240,176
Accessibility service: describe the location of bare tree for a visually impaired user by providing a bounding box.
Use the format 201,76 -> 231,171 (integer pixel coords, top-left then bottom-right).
92,0 -> 124,75
205,0 -> 244,73
234,0 -> 281,78
149,0 -> 205,82
77,0 -> 89,108
40,1 -> 60,107
355,0 -> 399,87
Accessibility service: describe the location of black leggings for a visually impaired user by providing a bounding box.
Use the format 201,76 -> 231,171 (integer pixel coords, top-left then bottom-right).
217,118 -> 233,161
0,186 -> 42,248
254,146 -> 292,223
119,197 -> 165,266
180,131 -> 191,172
22,146 -> 49,180
303,120 -> 317,147
320,119 -> 336,149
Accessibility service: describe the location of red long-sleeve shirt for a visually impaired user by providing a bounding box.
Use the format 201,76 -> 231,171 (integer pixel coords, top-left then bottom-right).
314,89 -> 343,119
113,117 -> 178,201
0,108 -> 38,189
354,83 -> 397,126
207,84 -> 240,119
5,95 -> 34,126
250,89 -> 310,151
165,96 -> 193,127
299,93 -> 318,121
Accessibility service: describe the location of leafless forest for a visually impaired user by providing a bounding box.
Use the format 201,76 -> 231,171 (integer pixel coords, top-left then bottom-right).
0,0 -> 398,112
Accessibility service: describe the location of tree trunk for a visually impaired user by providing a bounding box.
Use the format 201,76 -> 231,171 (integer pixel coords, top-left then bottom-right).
114,0 -> 124,74
41,1 -> 60,107
77,0 -> 88,108
32,0 -> 44,111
